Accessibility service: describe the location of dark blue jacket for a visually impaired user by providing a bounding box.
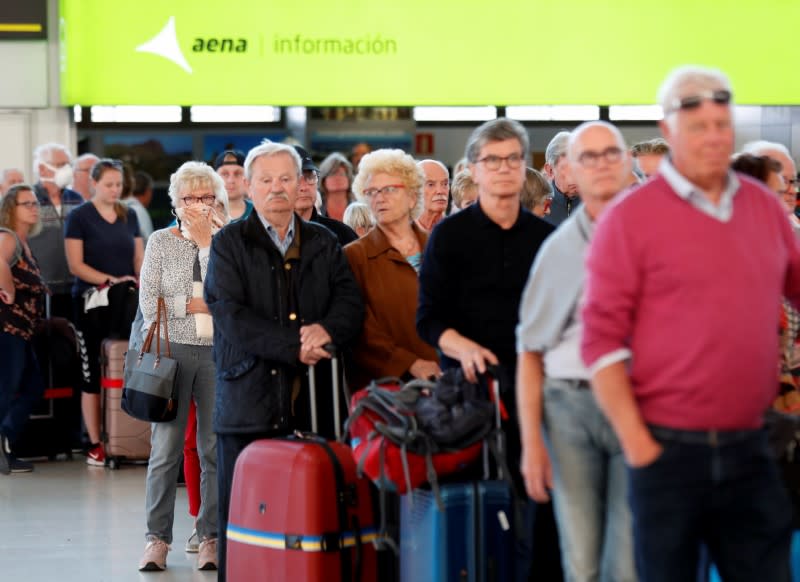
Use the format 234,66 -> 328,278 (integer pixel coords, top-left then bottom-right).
205,211 -> 364,434
545,182 -> 581,228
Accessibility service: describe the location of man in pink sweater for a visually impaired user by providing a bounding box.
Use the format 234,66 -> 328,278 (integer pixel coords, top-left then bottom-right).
581,66 -> 800,582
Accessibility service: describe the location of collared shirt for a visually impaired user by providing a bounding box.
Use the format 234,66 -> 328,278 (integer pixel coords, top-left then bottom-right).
257,213 -> 296,256
517,205 -> 594,379
659,157 -> 740,222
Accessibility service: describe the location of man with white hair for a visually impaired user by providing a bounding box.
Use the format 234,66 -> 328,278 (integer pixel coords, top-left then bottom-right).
416,159 -> 450,231
30,142 -> 84,320
0,168 -> 24,196
204,141 -> 364,580
544,131 -> 581,227
742,140 -> 799,225
581,66 -> 800,581
72,153 -> 99,200
517,121 -> 636,582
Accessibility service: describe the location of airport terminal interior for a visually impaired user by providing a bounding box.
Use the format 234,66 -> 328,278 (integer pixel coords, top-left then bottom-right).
3,1 -> 800,582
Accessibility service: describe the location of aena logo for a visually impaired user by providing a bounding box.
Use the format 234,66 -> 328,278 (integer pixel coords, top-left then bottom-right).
136,16 -> 247,74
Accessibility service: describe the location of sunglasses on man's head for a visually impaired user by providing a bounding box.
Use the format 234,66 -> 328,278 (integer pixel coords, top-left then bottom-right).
665,89 -> 732,115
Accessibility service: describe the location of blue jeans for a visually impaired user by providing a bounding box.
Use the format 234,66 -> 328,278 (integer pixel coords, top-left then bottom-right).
629,426 -> 792,582
144,343 -> 217,544
543,378 -> 636,582
0,332 -> 45,445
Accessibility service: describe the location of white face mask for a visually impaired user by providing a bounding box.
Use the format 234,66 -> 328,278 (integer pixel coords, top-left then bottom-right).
43,163 -> 74,190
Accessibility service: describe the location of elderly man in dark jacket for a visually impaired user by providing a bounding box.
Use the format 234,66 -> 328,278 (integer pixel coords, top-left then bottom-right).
204,141 -> 364,580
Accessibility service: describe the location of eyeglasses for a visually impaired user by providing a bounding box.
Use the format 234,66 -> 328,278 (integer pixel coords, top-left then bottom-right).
181,195 -> 216,206
362,184 -> 406,198
476,153 -> 524,171
665,89 -> 732,115
300,170 -> 318,184
784,177 -> 799,191
577,146 -> 624,168
16,200 -> 40,209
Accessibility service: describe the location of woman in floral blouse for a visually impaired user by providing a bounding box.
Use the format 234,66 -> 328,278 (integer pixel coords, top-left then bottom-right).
0,184 -> 47,474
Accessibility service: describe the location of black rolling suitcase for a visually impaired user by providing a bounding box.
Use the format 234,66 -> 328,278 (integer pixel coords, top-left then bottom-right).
14,297 -> 88,459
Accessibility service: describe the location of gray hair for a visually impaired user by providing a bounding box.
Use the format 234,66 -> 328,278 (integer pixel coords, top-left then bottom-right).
545,131 -> 571,167
319,152 -> 355,204
243,140 -> 302,181
1,168 -> 24,182
74,153 -> 99,167
417,159 -> 449,178
741,140 -> 793,160
342,202 -> 374,233
465,117 -> 529,164
352,149 -> 425,221
657,65 -> 733,121
167,161 -> 229,220
566,121 -> 628,162
520,167 -> 552,211
631,138 -> 670,157
450,169 -> 478,208
32,142 -> 73,181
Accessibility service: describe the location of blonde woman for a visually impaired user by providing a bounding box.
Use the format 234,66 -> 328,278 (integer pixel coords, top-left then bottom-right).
342,202 -> 374,238
344,149 -> 440,390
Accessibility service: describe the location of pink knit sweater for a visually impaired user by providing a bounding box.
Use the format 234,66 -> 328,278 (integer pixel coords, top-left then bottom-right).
581,174 -> 800,430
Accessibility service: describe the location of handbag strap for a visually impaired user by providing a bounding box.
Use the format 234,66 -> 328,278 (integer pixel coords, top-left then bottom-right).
139,297 -> 172,359
157,296 -> 172,358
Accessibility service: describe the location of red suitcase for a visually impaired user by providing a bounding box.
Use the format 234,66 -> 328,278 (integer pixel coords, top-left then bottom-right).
226,353 -> 378,581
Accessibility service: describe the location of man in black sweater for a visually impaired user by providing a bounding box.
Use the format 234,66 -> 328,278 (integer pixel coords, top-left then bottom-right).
416,117 -> 559,582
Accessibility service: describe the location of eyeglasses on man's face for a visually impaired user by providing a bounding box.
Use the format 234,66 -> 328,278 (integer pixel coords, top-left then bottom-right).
362,184 -> 406,198
300,170 -> 318,185
475,153 -> 525,171
16,200 -> 40,209
665,89 -> 732,115
783,176 -> 799,192
577,146 -> 624,168
181,195 -> 217,206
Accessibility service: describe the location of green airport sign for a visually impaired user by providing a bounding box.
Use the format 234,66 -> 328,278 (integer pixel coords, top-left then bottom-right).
59,0 -> 800,106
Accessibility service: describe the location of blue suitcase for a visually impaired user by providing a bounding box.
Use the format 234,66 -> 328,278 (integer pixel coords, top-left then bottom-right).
400,481 -> 514,582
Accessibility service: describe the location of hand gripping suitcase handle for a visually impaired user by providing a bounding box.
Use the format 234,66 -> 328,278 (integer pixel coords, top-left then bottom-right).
307,343 -> 340,439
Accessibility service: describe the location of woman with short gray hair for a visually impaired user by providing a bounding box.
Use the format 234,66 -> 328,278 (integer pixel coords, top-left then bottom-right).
137,161 -> 228,573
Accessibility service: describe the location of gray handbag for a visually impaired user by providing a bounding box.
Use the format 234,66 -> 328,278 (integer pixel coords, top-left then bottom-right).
121,297 -> 180,422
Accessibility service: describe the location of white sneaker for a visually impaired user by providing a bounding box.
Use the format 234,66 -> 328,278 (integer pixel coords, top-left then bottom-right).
185,528 -> 199,553
197,538 -> 218,571
138,536 -> 170,571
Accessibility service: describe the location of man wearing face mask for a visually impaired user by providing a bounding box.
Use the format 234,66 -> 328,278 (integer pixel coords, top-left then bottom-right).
30,142 -> 84,320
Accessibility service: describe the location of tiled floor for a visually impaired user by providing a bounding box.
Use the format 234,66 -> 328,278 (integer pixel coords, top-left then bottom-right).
0,458 -> 216,581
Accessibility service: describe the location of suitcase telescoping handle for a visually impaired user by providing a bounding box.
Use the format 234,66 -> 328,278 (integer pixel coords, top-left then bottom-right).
307,343 -> 339,439
484,364 -> 508,481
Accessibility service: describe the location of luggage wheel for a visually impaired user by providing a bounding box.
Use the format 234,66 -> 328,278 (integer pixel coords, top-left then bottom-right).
107,458 -> 120,470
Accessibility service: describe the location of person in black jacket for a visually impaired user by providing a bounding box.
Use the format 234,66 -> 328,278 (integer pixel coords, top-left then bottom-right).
292,145 -> 358,245
204,141 -> 364,581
